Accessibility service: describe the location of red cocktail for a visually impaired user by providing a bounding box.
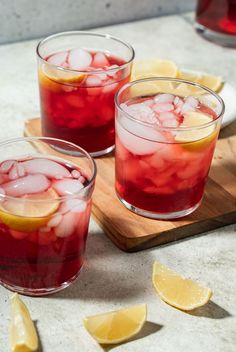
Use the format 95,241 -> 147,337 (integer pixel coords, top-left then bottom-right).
37,32 -> 134,156
115,78 -> 224,219
0,137 -> 96,296
195,0 -> 236,46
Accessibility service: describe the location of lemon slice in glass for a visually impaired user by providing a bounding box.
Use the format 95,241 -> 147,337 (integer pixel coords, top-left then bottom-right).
10,294 -> 39,352
83,304 -> 147,344
175,111 -> 217,151
0,188 -> 59,232
152,261 -> 212,311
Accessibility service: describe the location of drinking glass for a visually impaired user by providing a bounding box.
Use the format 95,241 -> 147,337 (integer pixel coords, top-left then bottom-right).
115,78 -> 224,219
195,0 -> 236,47
37,31 -> 134,156
0,137 -> 96,296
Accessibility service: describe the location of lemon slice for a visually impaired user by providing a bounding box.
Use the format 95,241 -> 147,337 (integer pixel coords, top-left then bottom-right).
175,111 -> 217,151
39,64 -> 85,87
131,59 -> 178,81
178,70 -> 223,93
198,74 -> 223,92
0,188 -> 58,232
10,294 -> 38,352
83,304 -> 147,344
152,261 -> 212,311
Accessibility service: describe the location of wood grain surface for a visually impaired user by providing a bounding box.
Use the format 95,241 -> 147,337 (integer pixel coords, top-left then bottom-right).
24,118 -> 236,252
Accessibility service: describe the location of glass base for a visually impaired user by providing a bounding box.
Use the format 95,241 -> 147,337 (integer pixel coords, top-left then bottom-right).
0,270 -> 81,297
117,195 -> 202,220
52,144 -> 114,158
195,23 -> 236,47
90,145 -> 115,158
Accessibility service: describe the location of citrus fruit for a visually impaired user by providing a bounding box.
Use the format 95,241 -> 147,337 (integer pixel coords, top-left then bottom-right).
152,261 -> 212,311
178,70 -> 223,93
175,111 -> 217,151
0,188 -> 59,232
10,294 -> 38,352
39,64 -> 85,89
131,58 -> 178,81
83,304 -> 147,344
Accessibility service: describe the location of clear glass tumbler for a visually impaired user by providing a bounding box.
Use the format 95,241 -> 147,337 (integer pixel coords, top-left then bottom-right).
37,31 -> 135,157
195,0 -> 236,47
115,78 -> 224,219
0,137 -> 96,296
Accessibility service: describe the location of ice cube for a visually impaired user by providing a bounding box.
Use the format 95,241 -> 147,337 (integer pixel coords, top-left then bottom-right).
121,102 -> 157,124
47,51 -> 68,66
85,75 -> 103,87
47,214 -> 63,228
22,158 -> 71,179
153,103 -> 174,113
54,212 -> 77,238
8,162 -> 19,180
0,160 -> 15,173
68,49 -> 92,70
60,198 -> 87,213
92,52 -> 110,68
71,169 -> 81,179
2,174 -> 50,196
53,179 -> 84,195
116,117 -> 165,156
154,93 -> 175,103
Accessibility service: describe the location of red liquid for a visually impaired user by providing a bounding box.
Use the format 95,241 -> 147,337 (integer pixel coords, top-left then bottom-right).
115,95 -> 218,216
39,51 -> 130,154
196,0 -> 236,34
0,157 -> 92,294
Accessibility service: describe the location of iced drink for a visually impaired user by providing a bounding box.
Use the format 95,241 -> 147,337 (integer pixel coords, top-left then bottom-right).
195,0 -> 236,46
0,137 -> 96,295
115,78 -> 224,219
37,32 -> 134,156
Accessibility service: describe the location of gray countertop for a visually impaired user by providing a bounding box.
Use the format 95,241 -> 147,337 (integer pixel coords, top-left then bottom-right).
0,13 -> 236,352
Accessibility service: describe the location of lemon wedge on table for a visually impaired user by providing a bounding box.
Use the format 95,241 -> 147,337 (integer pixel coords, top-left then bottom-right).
175,111 -> 217,151
10,294 -> 39,352
0,188 -> 58,232
131,58 -> 178,81
152,261 -> 212,311
178,70 -> 223,92
84,304 -> 147,344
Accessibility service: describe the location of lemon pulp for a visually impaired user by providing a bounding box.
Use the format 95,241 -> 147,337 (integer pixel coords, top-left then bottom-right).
0,188 -> 58,232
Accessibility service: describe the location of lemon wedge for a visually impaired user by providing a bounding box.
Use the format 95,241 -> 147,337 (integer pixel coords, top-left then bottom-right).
0,188 -> 58,232
175,111 -> 217,151
10,294 -> 39,352
131,58 -> 178,81
178,71 -> 223,92
152,261 -> 212,311
83,304 -> 147,344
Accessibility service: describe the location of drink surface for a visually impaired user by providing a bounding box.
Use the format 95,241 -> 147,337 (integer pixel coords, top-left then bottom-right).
39,49 -> 130,154
0,156 -> 91,292
115,93 -> 218,216
196,0 -> 236,34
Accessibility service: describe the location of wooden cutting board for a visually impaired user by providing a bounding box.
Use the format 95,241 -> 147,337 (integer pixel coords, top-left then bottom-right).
24,118 -> 236,252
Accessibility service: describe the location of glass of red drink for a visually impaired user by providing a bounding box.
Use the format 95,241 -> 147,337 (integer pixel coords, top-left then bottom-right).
0,137 -> 96,296
195,0 -> 236,47
115,78 -> 224,219
37,31 -> 134,156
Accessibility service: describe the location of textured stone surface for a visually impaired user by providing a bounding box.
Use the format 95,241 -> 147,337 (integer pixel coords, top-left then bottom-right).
0,0 -> 195,44
0,13 -> 235,352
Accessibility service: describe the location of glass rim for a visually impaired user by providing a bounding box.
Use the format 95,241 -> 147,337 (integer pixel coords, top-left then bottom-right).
0,136 -> 97,203
36,30 -> 135,75
115,77 -> 225,132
